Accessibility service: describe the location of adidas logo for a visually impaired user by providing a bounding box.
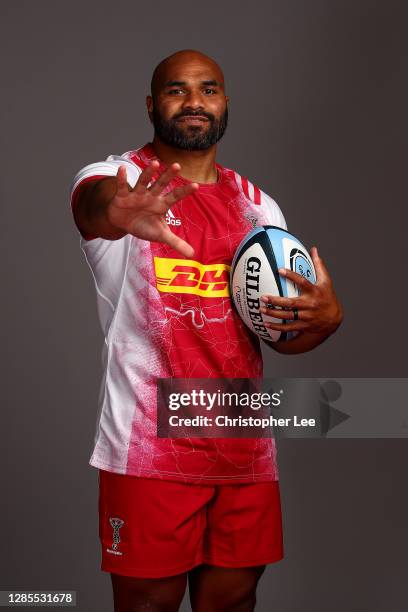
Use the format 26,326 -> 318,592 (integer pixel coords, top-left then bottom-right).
166,209 -> 181,226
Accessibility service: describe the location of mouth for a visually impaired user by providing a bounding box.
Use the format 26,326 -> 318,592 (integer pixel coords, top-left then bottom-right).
176,115 -> 210,125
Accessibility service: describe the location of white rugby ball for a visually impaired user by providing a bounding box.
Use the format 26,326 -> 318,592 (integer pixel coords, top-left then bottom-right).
230,226 -> 316,342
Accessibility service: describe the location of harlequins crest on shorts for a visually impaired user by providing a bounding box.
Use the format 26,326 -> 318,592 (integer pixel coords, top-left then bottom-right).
109,517 -> 124,552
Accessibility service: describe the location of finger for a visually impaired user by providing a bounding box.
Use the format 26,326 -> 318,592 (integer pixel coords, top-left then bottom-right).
278,267 -> 315,291
160,227 -> 195,258
164,182 -> 199,207
133,160 -> 161,194
148,163 -> 182,196
116,166 -> 130,196
261,307 -> 301,320
310,246 -> 330,283
264,320 -> 308,332
260,295 -> 304,309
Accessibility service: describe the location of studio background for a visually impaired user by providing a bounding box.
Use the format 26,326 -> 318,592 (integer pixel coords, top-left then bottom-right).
1,0 -> 407,610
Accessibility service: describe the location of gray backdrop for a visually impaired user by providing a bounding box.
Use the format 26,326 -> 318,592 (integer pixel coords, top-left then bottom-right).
1,0 -> 407,610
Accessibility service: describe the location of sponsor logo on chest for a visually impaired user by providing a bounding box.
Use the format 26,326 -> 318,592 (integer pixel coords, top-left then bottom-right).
154,257 -> 230,297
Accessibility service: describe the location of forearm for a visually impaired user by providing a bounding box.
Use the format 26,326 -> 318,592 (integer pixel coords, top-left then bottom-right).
74,177 -> 127,240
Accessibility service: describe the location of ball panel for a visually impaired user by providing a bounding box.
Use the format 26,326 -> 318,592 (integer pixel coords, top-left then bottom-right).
230,226 -> 265,275
230,239 -> 281,343
287,244 -> 316,284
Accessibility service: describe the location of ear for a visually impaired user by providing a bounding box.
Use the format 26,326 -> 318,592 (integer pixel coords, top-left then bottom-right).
146,95 -> 153,122
225,95 -> 230,104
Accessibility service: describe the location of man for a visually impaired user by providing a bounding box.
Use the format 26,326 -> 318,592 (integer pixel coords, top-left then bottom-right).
70,49 -> 342,612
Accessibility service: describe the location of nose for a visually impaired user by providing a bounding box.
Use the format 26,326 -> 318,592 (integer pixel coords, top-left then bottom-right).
182,89 -> 205,111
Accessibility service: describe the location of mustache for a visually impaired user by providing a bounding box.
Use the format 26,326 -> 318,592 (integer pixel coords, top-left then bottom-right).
173,110 -> 215,121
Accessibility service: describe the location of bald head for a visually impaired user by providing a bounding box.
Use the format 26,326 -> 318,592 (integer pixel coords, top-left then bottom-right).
150,49 -> 225,99
147,49 -> 229,151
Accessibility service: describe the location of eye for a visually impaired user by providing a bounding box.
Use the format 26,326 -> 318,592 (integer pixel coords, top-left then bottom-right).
168,89 -> 185,95
203,88 -> 217,95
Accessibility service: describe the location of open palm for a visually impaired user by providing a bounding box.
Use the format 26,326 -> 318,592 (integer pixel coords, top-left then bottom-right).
107,160 -> 198,257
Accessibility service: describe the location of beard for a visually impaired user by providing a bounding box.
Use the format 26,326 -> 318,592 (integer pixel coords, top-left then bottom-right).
152,106 -> 228,151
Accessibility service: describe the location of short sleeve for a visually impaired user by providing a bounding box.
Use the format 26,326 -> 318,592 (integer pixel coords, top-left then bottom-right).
259,189 -> 288,231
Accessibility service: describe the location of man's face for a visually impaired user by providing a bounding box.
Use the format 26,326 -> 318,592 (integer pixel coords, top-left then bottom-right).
148,57 -> 229,151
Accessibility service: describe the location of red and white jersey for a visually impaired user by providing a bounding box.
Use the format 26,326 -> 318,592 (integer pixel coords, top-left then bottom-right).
70,143 -> 287,483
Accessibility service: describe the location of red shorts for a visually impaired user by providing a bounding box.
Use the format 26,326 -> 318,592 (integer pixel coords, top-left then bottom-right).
98,469 -> 284,578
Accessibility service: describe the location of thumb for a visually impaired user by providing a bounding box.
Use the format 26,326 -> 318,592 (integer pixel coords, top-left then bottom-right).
116,165 -> 129,196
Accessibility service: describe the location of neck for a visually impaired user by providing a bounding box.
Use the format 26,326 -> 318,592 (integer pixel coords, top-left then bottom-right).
151,137 -> 218,184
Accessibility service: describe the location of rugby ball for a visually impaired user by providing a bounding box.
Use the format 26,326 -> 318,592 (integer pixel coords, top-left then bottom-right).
230,226 -> 316,343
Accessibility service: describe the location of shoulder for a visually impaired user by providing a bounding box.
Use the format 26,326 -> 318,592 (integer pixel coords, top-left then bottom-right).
222,165 -> 287,230
71,149 -> 144,195
119,148 -> 145,167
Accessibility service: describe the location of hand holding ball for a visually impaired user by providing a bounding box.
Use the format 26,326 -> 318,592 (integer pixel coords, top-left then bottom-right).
230,226 -> 317,342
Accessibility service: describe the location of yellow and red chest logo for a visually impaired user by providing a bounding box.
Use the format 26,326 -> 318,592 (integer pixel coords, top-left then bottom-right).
154,257 -> 231,297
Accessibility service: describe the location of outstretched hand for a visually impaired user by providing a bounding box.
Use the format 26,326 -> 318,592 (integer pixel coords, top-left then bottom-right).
107,161 -> 198,257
